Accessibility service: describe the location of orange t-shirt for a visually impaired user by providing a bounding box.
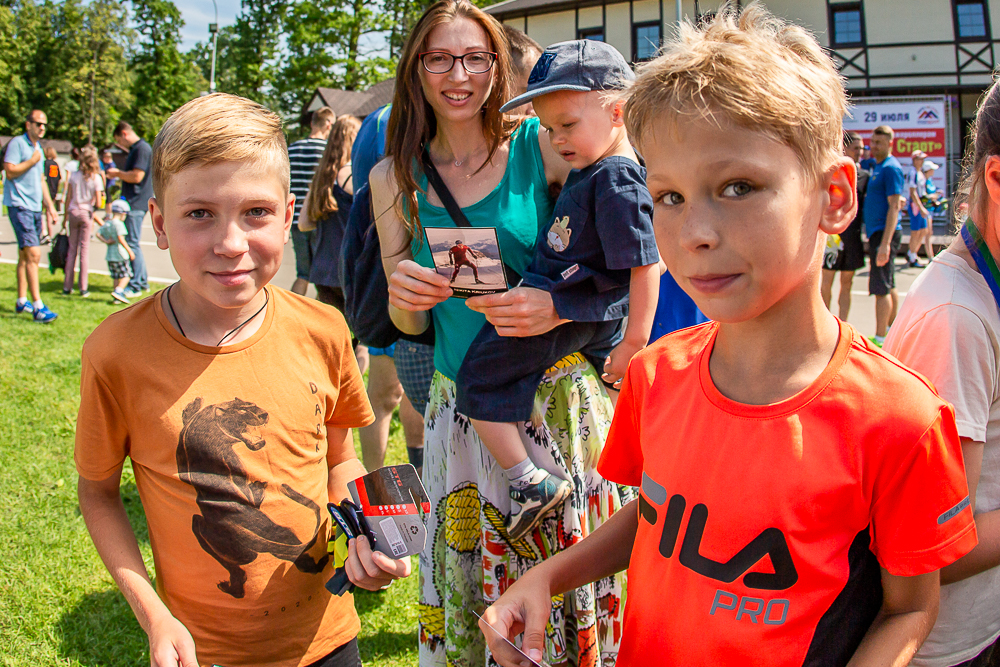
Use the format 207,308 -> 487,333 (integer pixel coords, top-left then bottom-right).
598,321 -> 977,667
75,287 -> 375,667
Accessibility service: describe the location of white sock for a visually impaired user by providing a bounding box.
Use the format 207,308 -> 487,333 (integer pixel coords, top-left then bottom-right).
505,458 -> 539,489
33,300 -> 44,310
874,334 -> 885,345
16,297 -> 27,306
908,251 -> 918,261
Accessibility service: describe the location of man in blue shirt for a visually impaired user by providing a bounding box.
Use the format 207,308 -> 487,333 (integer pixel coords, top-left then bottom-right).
860,124 -> 905,346
3,109 -> 59,323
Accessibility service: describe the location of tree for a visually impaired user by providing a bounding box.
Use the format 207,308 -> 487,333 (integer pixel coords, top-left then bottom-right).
4,0 -> 133,147
129,0 -> 204,139
226,0 -> 288,108
276,0 -> 395,116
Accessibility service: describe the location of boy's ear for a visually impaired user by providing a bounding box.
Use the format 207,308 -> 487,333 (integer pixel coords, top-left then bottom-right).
819,157 -> 857,236
610,99 -> 626,127
284,192 -> 295,243
150,198 -> 169,250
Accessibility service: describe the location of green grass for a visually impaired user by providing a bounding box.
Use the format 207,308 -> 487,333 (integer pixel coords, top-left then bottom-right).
0,263 -> 418,666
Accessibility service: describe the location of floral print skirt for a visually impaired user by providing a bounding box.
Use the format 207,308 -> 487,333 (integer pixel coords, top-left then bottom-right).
418,353 -> 633,667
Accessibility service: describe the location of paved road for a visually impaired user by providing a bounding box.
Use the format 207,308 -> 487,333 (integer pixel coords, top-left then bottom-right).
1,212 -> 949,339
0,212 -> 313,298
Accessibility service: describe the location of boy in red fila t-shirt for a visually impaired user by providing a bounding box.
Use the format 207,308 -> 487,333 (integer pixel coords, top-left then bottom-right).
480,6 -> 978,667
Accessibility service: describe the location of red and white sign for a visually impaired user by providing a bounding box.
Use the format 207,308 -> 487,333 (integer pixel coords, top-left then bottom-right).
843,98 -> 948,197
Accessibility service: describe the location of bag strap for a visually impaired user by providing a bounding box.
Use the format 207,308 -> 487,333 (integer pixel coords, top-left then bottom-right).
421,150 -> 471,228
420,150 -> 520,286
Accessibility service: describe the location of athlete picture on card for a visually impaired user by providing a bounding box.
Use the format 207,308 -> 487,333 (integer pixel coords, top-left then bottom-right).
424,226 -> 509,298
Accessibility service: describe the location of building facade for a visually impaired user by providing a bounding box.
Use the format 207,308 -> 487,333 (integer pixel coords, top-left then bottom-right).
487,0 -> 1000,195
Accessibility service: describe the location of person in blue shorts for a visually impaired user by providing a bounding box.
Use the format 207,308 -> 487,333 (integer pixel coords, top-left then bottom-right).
3,109 -> 59,323
906,149 -> 932,268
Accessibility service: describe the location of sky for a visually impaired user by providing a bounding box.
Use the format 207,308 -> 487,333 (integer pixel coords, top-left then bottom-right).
174,0 -> 242,50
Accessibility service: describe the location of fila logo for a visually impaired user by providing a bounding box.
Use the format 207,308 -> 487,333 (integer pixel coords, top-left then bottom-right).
640,473 -> 799,591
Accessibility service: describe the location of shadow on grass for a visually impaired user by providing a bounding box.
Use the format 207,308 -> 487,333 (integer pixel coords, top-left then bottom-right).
55,588 -> 149,667
358,628 -> 420,663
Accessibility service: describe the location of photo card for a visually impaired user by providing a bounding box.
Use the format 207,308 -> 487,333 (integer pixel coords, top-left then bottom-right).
424,226 -> 509,298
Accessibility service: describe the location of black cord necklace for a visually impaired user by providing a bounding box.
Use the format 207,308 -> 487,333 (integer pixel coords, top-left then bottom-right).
166,283 -> 269,346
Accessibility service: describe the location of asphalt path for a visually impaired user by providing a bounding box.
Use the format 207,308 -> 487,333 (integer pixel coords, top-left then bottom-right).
0,211 -> 945,339
0,211 -> 312,299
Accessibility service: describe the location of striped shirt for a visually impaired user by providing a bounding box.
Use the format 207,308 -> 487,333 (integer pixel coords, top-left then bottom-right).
288,137 -> 327,219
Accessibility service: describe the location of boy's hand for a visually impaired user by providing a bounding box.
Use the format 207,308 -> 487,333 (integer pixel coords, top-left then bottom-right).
480,572 -> 553,667
603,338 -> 644,389
344,535 -> 411,591
148,613 -> 198,667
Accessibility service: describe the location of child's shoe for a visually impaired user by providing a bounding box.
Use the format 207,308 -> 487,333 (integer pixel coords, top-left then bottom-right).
507,470 -> 572,541
111,289 -> 130,304
15,300 -> 34,315
33,304 -> 58,323
80,290 -> 90,298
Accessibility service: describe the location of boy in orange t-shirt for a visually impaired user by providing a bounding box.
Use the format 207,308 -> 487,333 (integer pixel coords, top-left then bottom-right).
75,94 -> 410,667
480,7 -> 978,667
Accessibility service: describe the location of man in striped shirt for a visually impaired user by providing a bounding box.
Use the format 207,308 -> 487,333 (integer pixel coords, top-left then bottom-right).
288,106 -> 334,295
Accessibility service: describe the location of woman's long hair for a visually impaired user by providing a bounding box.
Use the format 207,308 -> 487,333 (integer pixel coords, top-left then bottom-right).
307,115 -> 362,222
385,0 -> 518,243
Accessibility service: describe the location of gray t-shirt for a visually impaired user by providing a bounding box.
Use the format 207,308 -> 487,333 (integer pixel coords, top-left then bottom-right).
885,249 -> 1000,667
122,138 -> 153,213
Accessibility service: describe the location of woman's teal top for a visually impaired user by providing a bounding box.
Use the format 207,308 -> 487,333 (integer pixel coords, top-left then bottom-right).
412,117 -> 554,381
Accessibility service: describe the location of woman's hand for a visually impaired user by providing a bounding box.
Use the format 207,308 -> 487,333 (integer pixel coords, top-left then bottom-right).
389,259 -> 453,311
466,287 -> 569,337
344,535 -> 412,591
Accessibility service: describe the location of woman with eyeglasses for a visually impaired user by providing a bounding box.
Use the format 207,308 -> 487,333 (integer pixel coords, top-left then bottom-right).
369,1 -> 630,665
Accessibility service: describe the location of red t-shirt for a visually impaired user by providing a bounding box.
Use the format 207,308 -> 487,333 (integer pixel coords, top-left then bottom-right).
450,244 -> 472,265
598,321 -> 977,666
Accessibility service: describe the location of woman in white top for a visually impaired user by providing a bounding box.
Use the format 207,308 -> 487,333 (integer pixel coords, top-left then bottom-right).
62,150 -> 104,296
884,80 -> 1000,667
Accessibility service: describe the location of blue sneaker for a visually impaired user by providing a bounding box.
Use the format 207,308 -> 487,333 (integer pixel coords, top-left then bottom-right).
33,304 -> 58,323
15,300 -> 34,315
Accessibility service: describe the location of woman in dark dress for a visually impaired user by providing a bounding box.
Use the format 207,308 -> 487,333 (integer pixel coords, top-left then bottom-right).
299,115 -> 362,311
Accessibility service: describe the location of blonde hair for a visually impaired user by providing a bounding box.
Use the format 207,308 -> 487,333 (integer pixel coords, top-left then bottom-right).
624,2 -> 846,183
79,152 -> 100,176
152,93 -> 289,199
307,115 -> 362,222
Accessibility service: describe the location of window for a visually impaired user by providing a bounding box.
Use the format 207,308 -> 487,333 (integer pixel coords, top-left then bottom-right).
632,21 -> 661,62
954,0 -> 989,40
578,26 -> 604,41
829,3 -> 864,47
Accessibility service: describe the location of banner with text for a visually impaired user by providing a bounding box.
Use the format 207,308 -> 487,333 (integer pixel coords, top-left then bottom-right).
843,98 -> 948,201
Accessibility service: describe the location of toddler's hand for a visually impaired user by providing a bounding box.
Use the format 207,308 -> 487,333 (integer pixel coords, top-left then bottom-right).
602,339 -> 644,389
147,613 -> 198,667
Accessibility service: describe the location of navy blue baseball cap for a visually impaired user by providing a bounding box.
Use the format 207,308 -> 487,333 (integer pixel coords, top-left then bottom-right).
500,39 -> 635,113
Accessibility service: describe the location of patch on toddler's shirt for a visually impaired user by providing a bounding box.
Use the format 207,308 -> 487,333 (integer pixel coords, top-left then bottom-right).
561,264 -> 579,280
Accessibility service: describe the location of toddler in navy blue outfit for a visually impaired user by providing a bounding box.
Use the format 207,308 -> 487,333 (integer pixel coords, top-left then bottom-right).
456,40 -> 660,540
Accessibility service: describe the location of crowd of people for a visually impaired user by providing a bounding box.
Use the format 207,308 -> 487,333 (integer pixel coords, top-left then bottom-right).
6,1 -> 1000,666
2,118 -> 155,317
